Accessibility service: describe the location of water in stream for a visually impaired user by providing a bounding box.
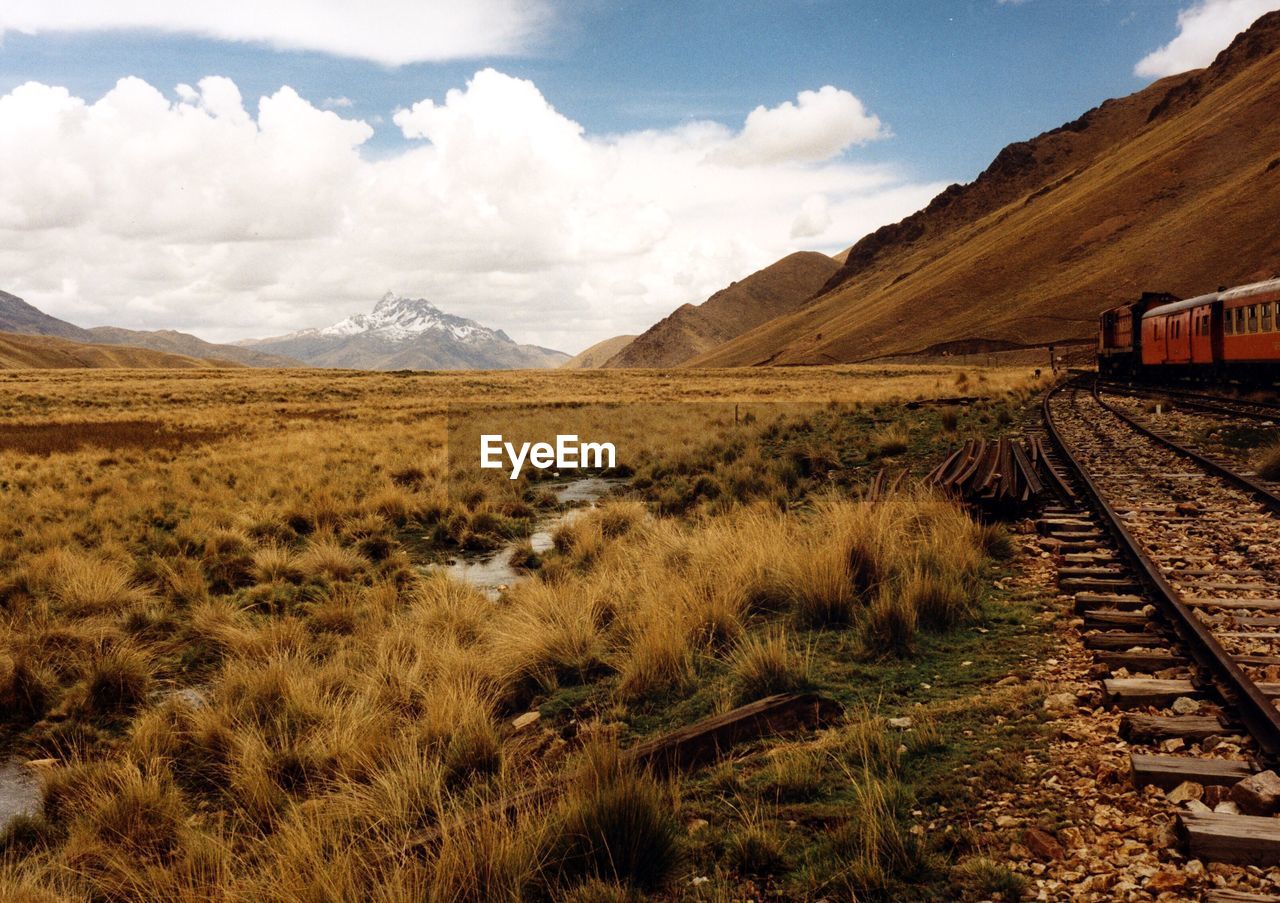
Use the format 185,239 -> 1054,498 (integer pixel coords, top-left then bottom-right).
438,476 -> 624,597
0,760 -> 41,832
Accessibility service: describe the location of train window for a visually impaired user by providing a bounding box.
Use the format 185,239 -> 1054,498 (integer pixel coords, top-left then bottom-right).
1224,310 -> 1233,335
1237,308 -> 1246,334
1249,305 -> 1259,333
1265,304 -> 1274,332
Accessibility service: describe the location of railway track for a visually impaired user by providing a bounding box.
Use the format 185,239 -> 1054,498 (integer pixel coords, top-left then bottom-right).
1040,376 -> 1280,880
1096,380 -> 1280,424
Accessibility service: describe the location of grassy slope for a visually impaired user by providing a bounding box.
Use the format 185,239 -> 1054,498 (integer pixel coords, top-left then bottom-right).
560,335 -> 638,369
606,252 -> 839,368
693,13 -> 1280,366
0,330 -> 241,370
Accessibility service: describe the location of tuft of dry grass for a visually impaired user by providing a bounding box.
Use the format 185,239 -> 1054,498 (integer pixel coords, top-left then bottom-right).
252,545 -> 303,584
615,618 -> 695,703
82,643 -> 154,716
860,588 -> 919,656
296,534 -> 367,581
0,653 -> 55,722
41,551 -> 152,616
870,424 -> 910,458
728,628 -> 812,704
548,742 -> 685,893
1256,440 -> 1280,481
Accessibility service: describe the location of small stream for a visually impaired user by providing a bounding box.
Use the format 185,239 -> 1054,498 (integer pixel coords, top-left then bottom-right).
0,759 -> 41,832
437,476 -> 625,598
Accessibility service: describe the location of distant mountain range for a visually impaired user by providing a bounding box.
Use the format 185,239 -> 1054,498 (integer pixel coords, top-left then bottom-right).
0,289 -> 568,371
0,330 -> 243,370
0,290 -> 299,368
238,293 -> 569,370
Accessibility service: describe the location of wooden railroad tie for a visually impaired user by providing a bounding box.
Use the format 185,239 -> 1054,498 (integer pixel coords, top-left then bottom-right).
1073,592 -> 1146,613
1118,713 -> 1230,743
1206,890 -> 1280,903
1084,631 -> 1166,650
1178,811 -> 1280,867
1103,678 -> 1203,708
1060,577 -> 1143,594
1096,649 -> 1186,672
1129,753 -> 1254,790
1081,609 -> 1151,630
628,692 -> 843,776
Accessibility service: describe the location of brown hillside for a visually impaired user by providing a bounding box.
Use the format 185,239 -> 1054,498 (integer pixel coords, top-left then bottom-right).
605,251 -> 839,368
0,331 -> 241,370
693,11 -> 1280,367
560,334 -> 637,369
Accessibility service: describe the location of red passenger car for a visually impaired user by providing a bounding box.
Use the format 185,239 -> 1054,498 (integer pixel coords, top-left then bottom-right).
1141,293 -> 1215,369
1221,280 -> 1280,369
1102,277 -> 1280,381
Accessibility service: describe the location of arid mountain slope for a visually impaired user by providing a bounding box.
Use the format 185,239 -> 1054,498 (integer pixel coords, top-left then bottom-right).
605,252 -> 839,368
0,290 -> 96,341
561,334 -> 637,369
0,331 -> 241,370
694,11 -> 1280,366
0,290 -> 300,367
86,327 -> 302,368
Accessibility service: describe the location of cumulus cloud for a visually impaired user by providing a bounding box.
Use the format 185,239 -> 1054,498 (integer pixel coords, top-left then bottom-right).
712,86 -> 887,166
0,71 -> 943,352
0,0 -> 553,65
791,195 -> 833,238
1135,0 -> 1280,77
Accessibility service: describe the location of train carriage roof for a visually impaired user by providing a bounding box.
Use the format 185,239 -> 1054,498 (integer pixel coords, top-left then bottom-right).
1141,292 -> 1219,319
1220,277 -> 1280,303
1138,279 -> 1280,319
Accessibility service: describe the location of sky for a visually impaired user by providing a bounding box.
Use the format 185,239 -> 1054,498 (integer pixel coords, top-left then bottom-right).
0,0 -> 1275,353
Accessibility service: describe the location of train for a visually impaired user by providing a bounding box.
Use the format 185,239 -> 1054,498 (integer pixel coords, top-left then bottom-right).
1098,278 -> 1280,380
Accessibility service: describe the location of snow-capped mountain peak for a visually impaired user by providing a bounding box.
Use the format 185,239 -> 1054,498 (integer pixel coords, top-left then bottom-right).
316,293 -> 501,343
239,292 -> 566,371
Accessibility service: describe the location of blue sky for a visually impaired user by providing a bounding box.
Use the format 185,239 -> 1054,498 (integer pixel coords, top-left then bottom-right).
0,1 -> 1206,183
0,0 -> 1272,350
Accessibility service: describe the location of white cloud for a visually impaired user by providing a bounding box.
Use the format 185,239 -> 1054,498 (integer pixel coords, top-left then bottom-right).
321,96 -> 353,109
791,195 -> 832,238
0,1 -> 553,65
712,85 -> 887,166
0,71 -> 943,352
1135,0 -> 1280,77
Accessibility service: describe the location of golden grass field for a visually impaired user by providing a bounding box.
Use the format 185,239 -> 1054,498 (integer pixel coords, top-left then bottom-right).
0,364 -> 1054,902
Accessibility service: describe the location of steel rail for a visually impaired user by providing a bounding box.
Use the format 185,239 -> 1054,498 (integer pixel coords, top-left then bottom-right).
1042,378 -> 1280,759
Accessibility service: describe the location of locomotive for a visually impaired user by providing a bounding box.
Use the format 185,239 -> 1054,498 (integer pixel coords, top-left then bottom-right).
1098,278 -> 1280,379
